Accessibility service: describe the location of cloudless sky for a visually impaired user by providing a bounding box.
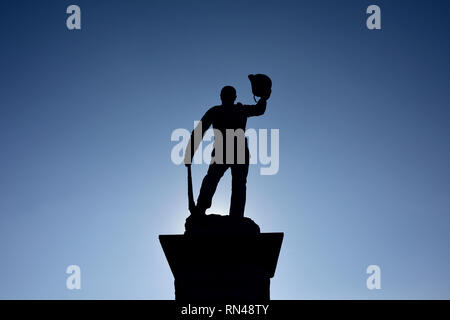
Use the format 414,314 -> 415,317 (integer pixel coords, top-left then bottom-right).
1,0 -> 449,299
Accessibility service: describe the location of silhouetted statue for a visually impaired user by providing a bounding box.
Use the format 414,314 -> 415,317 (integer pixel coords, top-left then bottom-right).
184,75 -> 272,218
160,75 -> 283,301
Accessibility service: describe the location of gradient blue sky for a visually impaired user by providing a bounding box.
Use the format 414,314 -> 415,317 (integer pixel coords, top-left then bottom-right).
1,0 -> 450,299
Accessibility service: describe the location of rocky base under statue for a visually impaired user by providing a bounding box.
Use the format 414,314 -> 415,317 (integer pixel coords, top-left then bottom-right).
185,213 -> 260,236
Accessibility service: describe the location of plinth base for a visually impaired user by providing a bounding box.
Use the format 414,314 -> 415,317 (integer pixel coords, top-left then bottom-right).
159,233 -> 283,301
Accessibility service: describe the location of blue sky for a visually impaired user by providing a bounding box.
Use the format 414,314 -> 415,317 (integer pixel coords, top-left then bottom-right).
0,0 -> 449,299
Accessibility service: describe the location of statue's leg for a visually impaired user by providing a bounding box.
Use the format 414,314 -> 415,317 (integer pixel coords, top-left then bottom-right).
229,163 -> 249,218
196,163 -> 228,213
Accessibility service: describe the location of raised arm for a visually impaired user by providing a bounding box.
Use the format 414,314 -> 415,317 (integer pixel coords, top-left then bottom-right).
184,108 -> 214,166
241,97 -> 268,117
240,88 -> 271,117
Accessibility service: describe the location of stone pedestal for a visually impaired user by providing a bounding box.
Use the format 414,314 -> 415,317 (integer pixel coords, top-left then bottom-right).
159,232 -> 283,301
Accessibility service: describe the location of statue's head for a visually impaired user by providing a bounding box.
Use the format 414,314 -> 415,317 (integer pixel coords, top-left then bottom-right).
220,86 -> 237,105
